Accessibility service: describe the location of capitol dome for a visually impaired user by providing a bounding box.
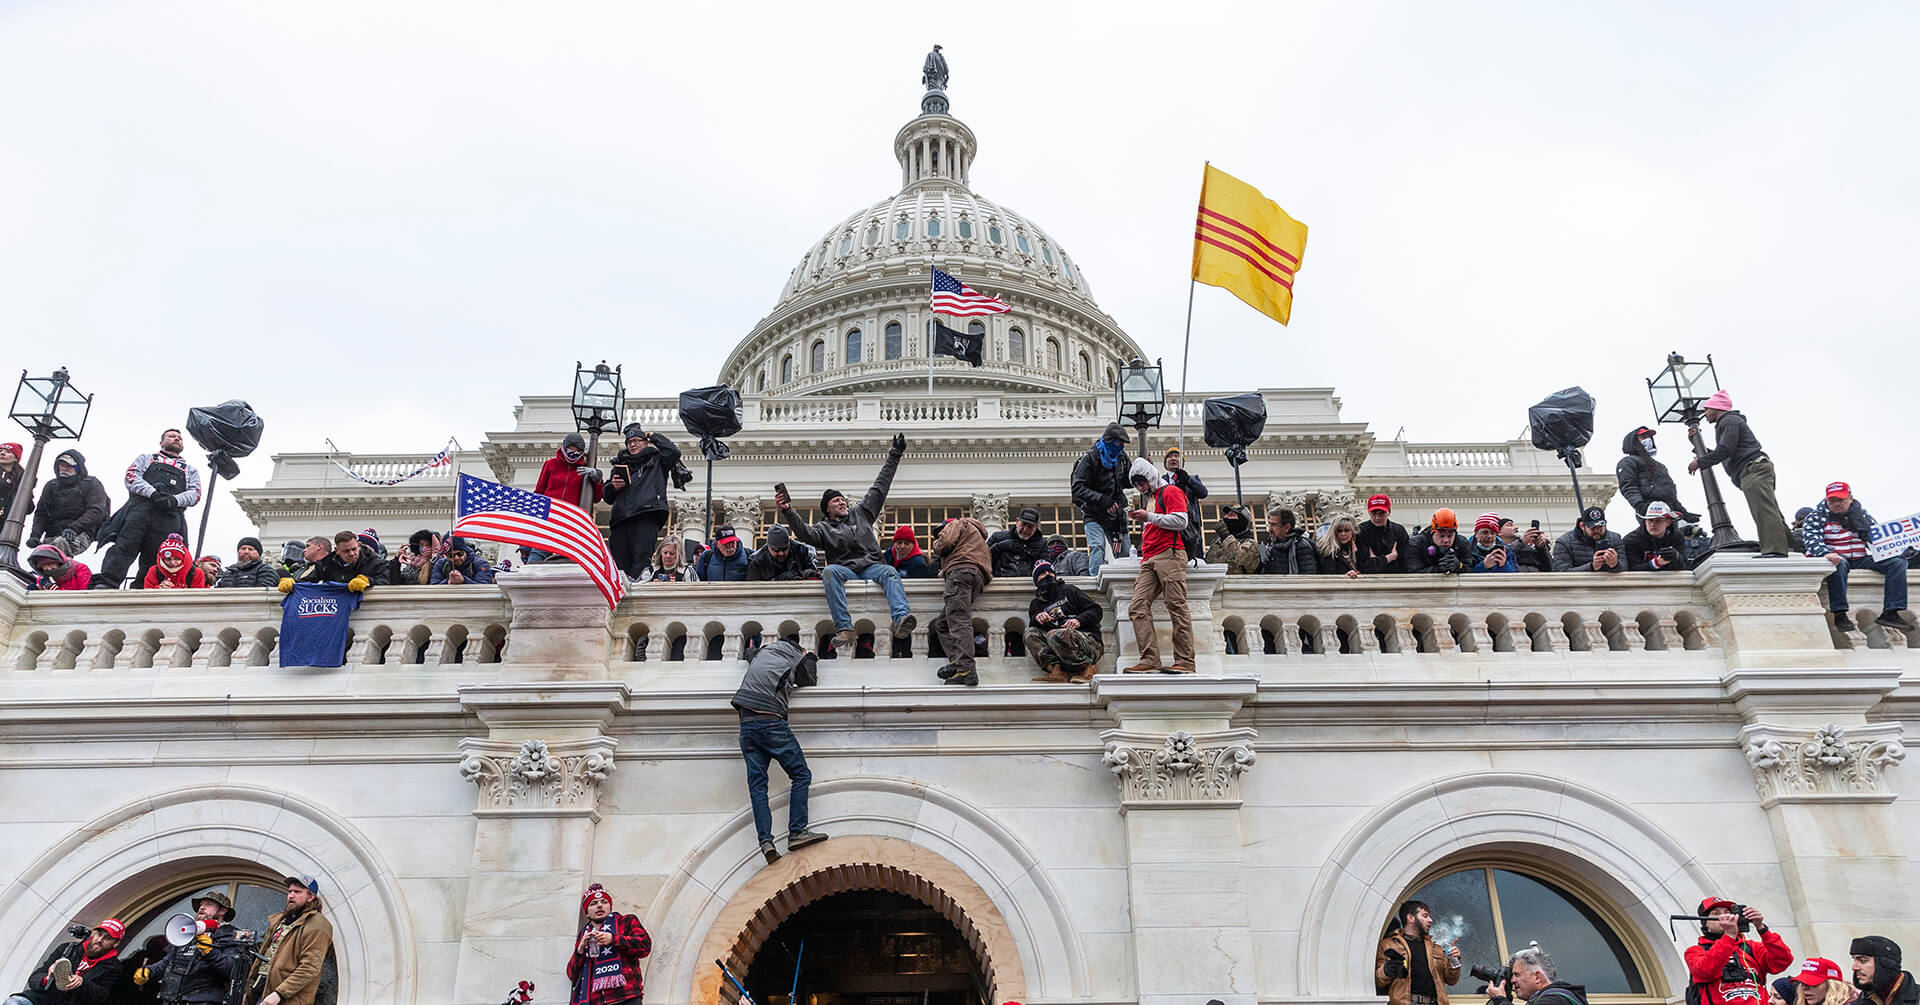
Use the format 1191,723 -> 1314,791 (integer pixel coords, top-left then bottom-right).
718,54 -> 1144,397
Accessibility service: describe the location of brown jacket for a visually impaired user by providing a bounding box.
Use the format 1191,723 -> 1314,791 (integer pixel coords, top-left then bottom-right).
1375,930 -> 1462,1005
256,904 -> 333,1005
933,517 -> 992,584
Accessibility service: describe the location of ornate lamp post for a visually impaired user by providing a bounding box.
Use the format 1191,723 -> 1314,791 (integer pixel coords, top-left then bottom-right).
571,361 -> 624,512
2,368 -> 93,570
1117,357 -> 1165,461
1646,352 -> 1748,550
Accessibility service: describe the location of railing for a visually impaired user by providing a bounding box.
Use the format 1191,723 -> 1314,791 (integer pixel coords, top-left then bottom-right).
879,396 -> 978,423
757,398 -> 858,424
1403,446 -> 1514,469
1361,441 -> 1561,476
999,394 -> 1105,421
624,401 -> 681,428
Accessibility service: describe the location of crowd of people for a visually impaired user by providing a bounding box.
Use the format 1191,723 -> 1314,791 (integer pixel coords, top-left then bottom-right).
1375,897 -> 1917,1005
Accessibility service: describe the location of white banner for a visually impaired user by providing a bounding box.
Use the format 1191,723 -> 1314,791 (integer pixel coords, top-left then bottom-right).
1869,510 -> 1920,561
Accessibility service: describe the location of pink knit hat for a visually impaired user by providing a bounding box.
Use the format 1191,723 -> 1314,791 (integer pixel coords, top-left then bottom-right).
1703,390 -> 1733,411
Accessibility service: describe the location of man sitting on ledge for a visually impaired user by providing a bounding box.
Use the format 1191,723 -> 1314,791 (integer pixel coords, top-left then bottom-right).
777,433 -> 916,653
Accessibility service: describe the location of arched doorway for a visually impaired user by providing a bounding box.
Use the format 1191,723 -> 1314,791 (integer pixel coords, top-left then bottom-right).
741,889 -> 989,1005
716,860 -> 1008,1005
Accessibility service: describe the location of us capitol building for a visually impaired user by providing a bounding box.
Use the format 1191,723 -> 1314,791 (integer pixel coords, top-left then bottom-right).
4,50 -> 1917,1005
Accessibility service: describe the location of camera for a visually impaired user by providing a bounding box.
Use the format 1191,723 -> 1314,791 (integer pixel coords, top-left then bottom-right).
1471,963 -> 1513,992
68,924 -> 90,940
1383,948 -> 1408,980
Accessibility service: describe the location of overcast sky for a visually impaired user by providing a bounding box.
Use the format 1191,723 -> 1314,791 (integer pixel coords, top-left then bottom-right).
4,2 -> 1916,560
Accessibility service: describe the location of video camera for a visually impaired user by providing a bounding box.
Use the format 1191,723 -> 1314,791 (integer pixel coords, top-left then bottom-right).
1669,903 -> 1750,935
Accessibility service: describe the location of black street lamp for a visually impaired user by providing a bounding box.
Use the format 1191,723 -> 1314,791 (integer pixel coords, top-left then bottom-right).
1646,352 -> 1749,550
572,361 -> 624,512
1117,357 -> 1165,459
2,368 -> 93,571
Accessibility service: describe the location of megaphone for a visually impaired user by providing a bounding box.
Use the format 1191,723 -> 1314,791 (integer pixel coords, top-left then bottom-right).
164,913 -> 214,947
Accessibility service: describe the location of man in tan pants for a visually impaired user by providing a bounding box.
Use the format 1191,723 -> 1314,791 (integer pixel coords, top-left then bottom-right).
1123,458 -> 1196,674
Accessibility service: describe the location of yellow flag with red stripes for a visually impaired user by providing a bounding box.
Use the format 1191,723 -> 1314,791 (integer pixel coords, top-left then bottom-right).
1191,164 -> 1308,325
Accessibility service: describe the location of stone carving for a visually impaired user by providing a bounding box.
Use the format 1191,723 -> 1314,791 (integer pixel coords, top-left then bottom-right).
1741,723 -> 1906,805
971,492 -> 1010,530
670,496 -> 711,539
459,737 -> 618,816
1101,728 -> 1256,807
720,495 -> 763,539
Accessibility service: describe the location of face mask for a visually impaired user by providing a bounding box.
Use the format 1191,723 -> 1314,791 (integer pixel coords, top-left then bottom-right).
1640,437 -> 1657,456
1037,578 -> 1060,597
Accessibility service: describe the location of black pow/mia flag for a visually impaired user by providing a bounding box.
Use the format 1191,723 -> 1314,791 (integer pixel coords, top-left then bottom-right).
931,321 -> 984,367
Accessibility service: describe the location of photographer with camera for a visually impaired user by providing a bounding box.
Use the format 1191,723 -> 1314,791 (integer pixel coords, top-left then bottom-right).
5,918 -> 124,1005
132,890 -> 247,1005
1622,501 -> 1690,572
1377,900 -> 1463,1005
1484,946 -> 1586,1005
1684,897 -> 1792,1005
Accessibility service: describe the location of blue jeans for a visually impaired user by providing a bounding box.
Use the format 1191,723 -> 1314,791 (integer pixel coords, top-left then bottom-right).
822,563 -> 910,630
739,718 -> 810,844
1085,520 -> 1129,575
1826,554 -> 1909,613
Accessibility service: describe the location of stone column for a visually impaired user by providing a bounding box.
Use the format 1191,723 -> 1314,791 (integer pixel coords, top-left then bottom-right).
1096,677 -> 1260,1005
1098,561 -> 1227,674
496,563 -> 616,680
450,683 -> 624,1005
970,492 -> 1010,533
670,496 -> 709,547
719,494 -> 763,543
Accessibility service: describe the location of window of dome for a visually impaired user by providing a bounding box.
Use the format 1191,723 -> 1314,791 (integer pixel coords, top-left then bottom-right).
865,223 -> 880,247
755,370 -> 767,392
1044,337 -> 1061,370
1395,864 -> 1651,996
846,328 -> 862,364
885,321 -> 902,361
1077,350 -> 1090,378
810,339 -> 827,373
927,216 -> 941,238
968,320 -> 986,340
1062,255 -> 1075,281
1106,365 -> 1117,388
895,218 -> 911,241
812,244 -> 827,268
1041,242 -> 1055,266
958,217 -> 973,239
988,223 -> 1003,245
1016,232 -> 1031,254
781,354 -> 794,384
838,234 -> 852,256
1008,327 -> 1026,363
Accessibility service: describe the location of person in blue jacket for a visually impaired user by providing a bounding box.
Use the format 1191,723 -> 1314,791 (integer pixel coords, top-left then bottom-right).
431,536 -> 495,584
694,525 -> 753,582
1468,513 -> 1518,573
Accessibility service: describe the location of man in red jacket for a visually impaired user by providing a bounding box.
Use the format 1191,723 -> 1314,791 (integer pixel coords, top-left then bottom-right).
1685,896 -> 1792,1005
1122,458 -> 1195,674
567,883 -> 652,1005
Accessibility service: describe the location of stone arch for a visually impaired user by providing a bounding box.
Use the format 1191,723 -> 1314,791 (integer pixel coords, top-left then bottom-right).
643,775 -> 1086,1005
1297,771 -> 1714,999
0,783 -> 413,1002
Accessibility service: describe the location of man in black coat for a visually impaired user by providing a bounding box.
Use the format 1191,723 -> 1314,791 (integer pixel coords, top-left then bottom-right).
213,536 -> 285,588
1024,560 -> 1104,683
988,507 -> 1050,579
1407,509 -> 1473,574
1552,507 -> 1624,573
602,422 -> 683,579
1616,427 -> 1700,521
95,429 -> 202,589
1069,423 -> 1131,575
1621,501 -> 1690,572
1259,508 -> 1319,575
27,449 -> 110,557
1688,391 -> 1792,556
12,917 -> 125,1004
1355,494 -> 1411,574
746,525 -> 819,581
284,530 -> 390,591
136,890 -> 246,1005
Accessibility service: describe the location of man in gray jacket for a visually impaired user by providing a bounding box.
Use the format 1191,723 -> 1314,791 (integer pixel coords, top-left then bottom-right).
732,640 -> 827,864
777,433 -> 916,653
1688,389 -> 1792,556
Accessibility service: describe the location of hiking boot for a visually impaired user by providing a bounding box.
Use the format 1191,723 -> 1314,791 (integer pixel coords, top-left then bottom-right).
1031,667 -> 1071,683
944,669 -> 979,687
833,629 -> 858,652
1066,664 -> 1096,683
891,614 -> 917,639
1121,661 -> 1162,674
788,829 -> 828,850
760,840 -> 782,864
1832,612 -> 1857,632
936,663 -> 964,680
1162,663 -> 1197,674
1875,610 -> 1914,632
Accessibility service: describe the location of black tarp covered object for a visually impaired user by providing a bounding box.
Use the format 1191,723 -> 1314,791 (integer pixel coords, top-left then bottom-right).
186,400 -> 264,479
1527,387 -> 1596,453
679,385 -> 743,462
1203,393 -> 1268,468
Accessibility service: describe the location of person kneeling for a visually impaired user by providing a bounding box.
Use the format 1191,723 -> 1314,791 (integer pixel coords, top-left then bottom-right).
1025,561 -> 1104,683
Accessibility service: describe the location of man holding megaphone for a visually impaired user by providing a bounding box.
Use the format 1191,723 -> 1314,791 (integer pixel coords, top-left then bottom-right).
132,890 -> 246,1005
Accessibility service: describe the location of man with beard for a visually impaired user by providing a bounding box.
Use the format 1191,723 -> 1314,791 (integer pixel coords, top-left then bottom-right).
6,917 -> 124,1004
135,890 -> 245,1005
95,430 -> 202,589
250,877 -> 333,1005
1376,900 -> 1462,1005
566,884 -> 653,1005
930,515 -> 992,686
778,434 -> 915,651
1024,560 -> 1104,683
27,449 -> 109,558
282,530 -> 388,592
213,536 -> 285,588
1850,937 -> 1915,1005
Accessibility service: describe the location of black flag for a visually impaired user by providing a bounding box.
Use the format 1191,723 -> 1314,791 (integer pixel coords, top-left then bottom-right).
931,321 -> 984,367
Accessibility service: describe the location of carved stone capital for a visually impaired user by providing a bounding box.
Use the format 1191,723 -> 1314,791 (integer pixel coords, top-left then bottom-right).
670,496 -> 711,538
1739,722 -> 1905,808
971,492 -> 1010,531
719,495 -> 763,540
1099,727 -> 1256,810
458,736 -> 618,819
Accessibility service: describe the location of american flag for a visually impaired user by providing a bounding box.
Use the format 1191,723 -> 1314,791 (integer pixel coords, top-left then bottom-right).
453,473 -> 625,608
930,267 -> 1010,316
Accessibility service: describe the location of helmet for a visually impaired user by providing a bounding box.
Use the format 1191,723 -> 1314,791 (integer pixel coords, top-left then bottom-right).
1430,508 -> 1458,530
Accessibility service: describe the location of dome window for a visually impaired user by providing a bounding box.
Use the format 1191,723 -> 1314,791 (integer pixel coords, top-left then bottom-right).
839,234 -> 853,256
1041,242 -> 1055,266
1045,337 -> 1061,370
1008,327 -> 1026,363
755,370 -> 767,392
846,328 -> 863,364
813,244 -> 828,268
885,321 -> 903,361
1062,255 -> 1075,281
988,224 -> 1003,245
811,339 -> 827,373
865,223 -> 880,247
781,354 -> 794,384
895,218 -> 911,241
926,216 -> 941,238
1078,350 -> 1091,379
958,217 -> 973,240
1016,232 -> 1031,254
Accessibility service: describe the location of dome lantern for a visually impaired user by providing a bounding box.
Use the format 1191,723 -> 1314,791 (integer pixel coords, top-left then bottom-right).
896,46 -> 975,192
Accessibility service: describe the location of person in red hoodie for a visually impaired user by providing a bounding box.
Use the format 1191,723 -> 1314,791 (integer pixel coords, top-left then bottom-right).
1685,896 -> 1793,1005
27,543 -> 93,591
529,433 -> 603,563
143,533 -> 209,590
566,883 -> 651,1005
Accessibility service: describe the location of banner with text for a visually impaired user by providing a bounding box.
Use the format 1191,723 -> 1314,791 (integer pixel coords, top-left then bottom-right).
1870,510 -> 1920,561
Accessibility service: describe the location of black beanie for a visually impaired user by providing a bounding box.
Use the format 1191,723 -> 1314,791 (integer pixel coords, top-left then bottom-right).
820,488 -> 844,512
238,536 -> 263,553
622,423 -> 646,440
1852,936 -> 1902,988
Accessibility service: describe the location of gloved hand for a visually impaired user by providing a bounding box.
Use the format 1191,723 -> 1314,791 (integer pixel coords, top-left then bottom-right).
889,432 -> 906,457
150,493 -> 174,511
1383,949 -> 1408,979
277,578 -> 295,594
347,575 -> 370,593
1436,552 -> 1462,574
583,467 -> 602,483
195,931 -> 212,953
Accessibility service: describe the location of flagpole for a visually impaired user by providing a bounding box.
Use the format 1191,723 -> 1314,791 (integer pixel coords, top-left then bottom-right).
1177,161 -> 1208,457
